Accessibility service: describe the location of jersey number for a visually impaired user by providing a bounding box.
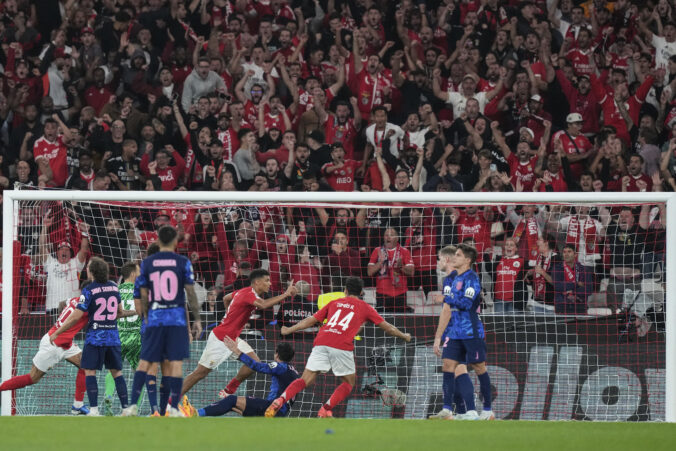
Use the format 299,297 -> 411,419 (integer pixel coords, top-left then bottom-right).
149,271 -> 179,302
325,309 -> 355,331
56,305 -> 75,327
93,296 -> 119,321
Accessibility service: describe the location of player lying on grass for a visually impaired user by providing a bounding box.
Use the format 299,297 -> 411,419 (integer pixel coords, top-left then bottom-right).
180,269 -> 297,398
50,257 -> 137,416
265,277 -> 411,418
180,337 -> 299,417
433,244 -> 493,421
0,293 -> 90,415
123,226 -> 201,417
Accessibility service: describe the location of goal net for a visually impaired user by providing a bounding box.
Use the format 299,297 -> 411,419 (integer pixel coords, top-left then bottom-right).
2,190 -> 674,421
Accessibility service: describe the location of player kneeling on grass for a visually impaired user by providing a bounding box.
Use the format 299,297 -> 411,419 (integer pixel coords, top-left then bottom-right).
265,277 -> 411,418
181,337 -> 299,417
0,291 -> 90,415
50,257 -> 137,416
433,244 -> 493,421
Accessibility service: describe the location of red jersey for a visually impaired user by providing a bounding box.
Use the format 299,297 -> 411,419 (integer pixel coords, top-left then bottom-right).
368,245 -> 413,297
321,159 -> 360,191
312,296 -> 384,351
212,287 -> 261,341
624,173 -> 653,192
508,153 -> 538,193
404,217 -> 437,270
264,112 -> 286,133
33,135 -> 68,187
355,68 -> 391,115
48,297 -> 89,349
455,211 -> 491,259
324,116 -> 357,160
494,256 -> 524,302
566,48 -> 595,76
85,86 -> 114,115
243,100 -> 265,126
551,130 -> 592,179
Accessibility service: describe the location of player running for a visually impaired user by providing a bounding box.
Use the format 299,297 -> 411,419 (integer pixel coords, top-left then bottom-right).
0,294 -> 90,415
433,244 -> 494,420
103,261 -> 143,415
430,245 -> 479,420
180,337 -> 299,418
180,269 -> 297,397
122,225 -> 202,417
265,277 -> 411,418
50,257 -> 136,416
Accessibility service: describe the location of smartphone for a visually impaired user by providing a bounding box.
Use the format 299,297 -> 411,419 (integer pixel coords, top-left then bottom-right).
490,164 -> 497,171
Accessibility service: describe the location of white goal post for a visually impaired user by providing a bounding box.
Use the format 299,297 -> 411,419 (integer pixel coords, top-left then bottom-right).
2,190 -> 675,421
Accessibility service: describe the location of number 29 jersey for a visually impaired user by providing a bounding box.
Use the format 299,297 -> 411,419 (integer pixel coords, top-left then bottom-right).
135,251 -> 195,328
76,281 -> 122,346
312,296 -> 384,351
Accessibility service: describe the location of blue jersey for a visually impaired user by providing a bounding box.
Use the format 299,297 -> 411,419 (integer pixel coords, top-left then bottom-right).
239,354 -> 299,415
135,251 -> 195,328
443,269 -> 484,340
441,270 -> 458,340
77,281 -> 122,346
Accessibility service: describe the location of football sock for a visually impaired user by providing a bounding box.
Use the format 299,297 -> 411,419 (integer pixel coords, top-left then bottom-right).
455,373 -> 476,411
104,372 -> 115,398
202,395 -> 237,416
0,374 -> 34,391
146,374 -> 158,413
85,375 -> 98,408
75,369 -> 86,402
114,376 -> 129,408
478,372 -> 492,410
453,392 -> 466,415
281,378 -> 307,402
159,378 -> 170,415
442,372 -> 455,411
130,371 -> 147,405
168,377 -> 182,409
325,382 -> 352,410
224,377 -> 241,394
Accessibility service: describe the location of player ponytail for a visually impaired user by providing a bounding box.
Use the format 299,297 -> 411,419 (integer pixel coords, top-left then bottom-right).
344,277 -> 364,297
88,257 -> 109,283
276,343 -> 295,362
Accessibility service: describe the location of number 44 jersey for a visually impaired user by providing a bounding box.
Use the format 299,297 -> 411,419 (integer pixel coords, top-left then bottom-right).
135,251 -> 195,328
312,296 -> 384,351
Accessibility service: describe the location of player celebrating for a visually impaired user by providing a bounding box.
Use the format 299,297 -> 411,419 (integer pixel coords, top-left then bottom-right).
123,226 -> 201,417
265,277 -> 411,418
435,244 -> 494,420
180,269 -> 297,397
0,294 -> 89,415
50,257 -> 136,416
180,337 -> 299,418
430,245 -> 479,420
103,262 -> 143,415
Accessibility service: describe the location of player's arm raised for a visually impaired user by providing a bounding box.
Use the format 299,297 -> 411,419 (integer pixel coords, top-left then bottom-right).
433,303 -> 452,357
185,284 -> 202,340
376,321 -> 412,343
49,309 -> 84,344
253,280 -> 297,310
281,315 -> 319,335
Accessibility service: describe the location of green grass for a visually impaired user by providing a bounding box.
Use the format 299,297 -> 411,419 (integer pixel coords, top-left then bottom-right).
1,417 -> 675,451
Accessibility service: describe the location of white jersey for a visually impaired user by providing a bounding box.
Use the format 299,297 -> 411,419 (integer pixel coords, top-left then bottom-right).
43,255 -> 84,311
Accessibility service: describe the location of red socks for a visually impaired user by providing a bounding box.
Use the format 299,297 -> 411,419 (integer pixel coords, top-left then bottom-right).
224,377 -> 241,394
0,374 -> 34,392
281,378 -> 307,402
325,383 -> 353,410
75,369 -> 86,402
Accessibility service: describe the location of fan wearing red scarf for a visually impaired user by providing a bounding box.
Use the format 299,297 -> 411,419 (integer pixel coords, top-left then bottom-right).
551,244 -> 594,315
367,228 -> 415,313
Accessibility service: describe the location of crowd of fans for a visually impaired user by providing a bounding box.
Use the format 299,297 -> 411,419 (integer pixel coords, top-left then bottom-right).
0,0 -> 671,323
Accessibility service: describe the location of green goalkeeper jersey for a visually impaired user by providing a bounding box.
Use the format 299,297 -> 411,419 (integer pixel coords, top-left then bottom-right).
117,282 -> 141,332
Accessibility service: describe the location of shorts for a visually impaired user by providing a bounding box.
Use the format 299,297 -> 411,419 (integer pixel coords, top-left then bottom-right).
305,345 -> 356,376
81,344 -> 123,371
33,333 -> 82,372
241,397 -> 274,417
442,337 -> 487,364
198,332 -> 254,370
140,325 -> 189,363
119,330 -> 142,368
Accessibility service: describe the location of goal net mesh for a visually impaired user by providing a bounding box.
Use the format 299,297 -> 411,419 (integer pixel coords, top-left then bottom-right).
3,198 -> 666,420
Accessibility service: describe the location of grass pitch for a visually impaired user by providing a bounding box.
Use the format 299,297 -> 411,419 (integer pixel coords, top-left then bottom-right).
1,417 -> 674,451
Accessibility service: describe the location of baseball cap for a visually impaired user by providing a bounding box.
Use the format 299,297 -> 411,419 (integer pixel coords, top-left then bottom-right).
462,73 -> 478,83
156,209 -> 170,218
307,130 -> 325,143
57,241 -> 72,249
81,27 -> 94,35
519,127 -> 535,139
566,112 -> 583,123
530,94 -> 543,103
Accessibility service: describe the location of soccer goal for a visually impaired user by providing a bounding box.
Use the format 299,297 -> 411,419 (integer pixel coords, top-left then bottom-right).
2,190 -> 674,421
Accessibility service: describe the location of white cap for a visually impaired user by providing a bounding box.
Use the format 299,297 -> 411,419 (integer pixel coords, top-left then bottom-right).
530,94 -> 543,103
566,112 -> 583,123
519,127 -> 535,139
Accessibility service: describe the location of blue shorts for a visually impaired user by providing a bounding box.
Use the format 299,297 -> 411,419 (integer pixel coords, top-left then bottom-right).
81,344 -> 123,370
442,337 -> 486,364
242,397 -> 288,417
140,325 -> 189,362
